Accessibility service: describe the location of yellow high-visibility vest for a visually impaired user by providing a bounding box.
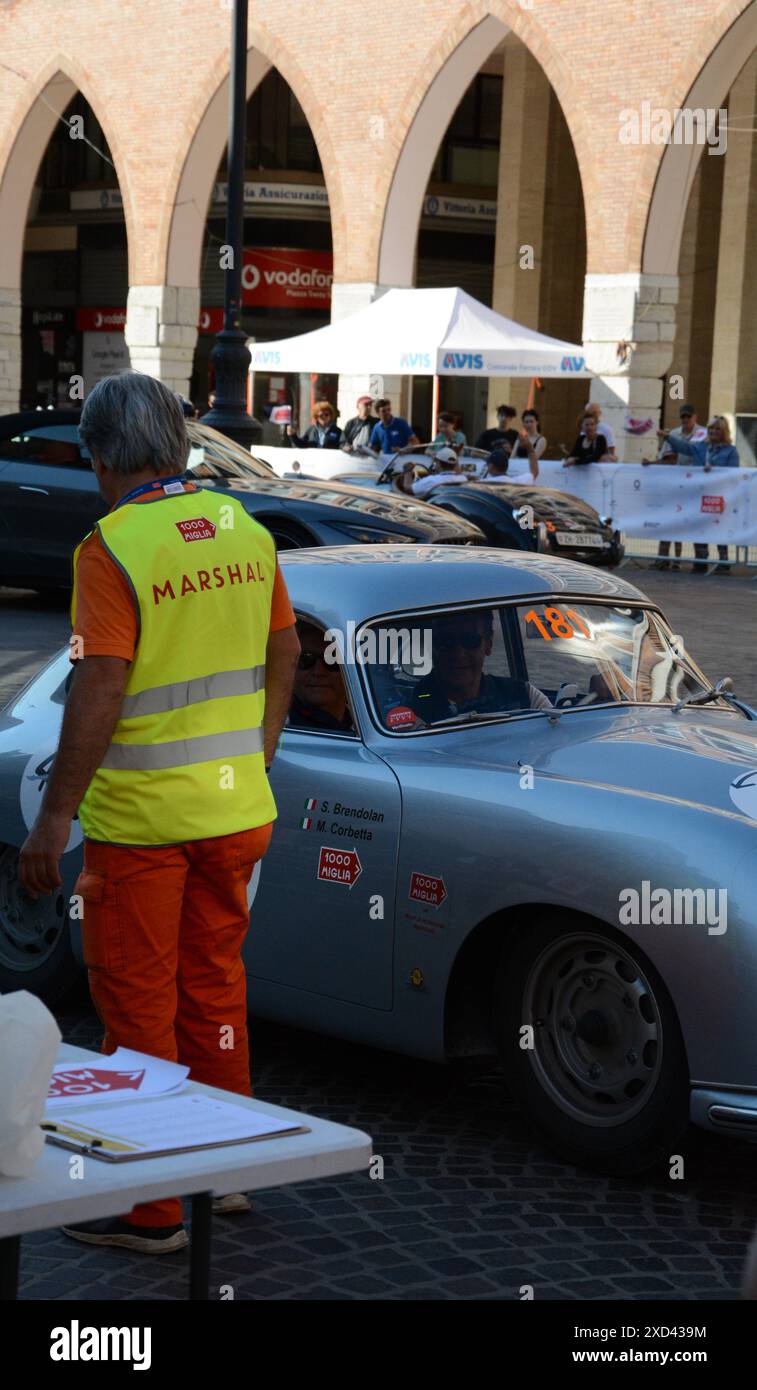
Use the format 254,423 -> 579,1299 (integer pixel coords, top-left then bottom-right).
71,486 -> 277,846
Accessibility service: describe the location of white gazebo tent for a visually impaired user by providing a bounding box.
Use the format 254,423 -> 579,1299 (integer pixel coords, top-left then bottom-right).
249,286 -> 592,433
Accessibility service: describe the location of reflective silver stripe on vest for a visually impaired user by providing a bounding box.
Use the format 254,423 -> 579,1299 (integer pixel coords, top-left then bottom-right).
120,666 -> 265,719
100,727 -> 264,771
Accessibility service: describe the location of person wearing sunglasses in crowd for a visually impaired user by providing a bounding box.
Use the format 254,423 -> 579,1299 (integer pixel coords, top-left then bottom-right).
407,609 -> 550,725
564,412 -> 612,467
286,400 -> 343,448
288,621 -> 354,732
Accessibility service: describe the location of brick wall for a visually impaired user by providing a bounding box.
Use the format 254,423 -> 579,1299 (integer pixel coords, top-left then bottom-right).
0,0 -> 751,289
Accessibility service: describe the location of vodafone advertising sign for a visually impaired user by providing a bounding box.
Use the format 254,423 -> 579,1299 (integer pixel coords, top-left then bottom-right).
242,248 -> 333,309
76,308 -> 127,331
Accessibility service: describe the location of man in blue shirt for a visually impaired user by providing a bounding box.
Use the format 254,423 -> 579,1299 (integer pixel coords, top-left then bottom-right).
369,398 -> 420,453
658,415 -> 739,573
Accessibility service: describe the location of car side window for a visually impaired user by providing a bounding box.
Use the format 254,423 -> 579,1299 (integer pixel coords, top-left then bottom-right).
3,425 -> 89,469
286,618 -> 358,737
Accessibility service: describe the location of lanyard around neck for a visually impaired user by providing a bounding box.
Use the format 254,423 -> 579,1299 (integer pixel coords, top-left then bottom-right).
114,475 -> 188,510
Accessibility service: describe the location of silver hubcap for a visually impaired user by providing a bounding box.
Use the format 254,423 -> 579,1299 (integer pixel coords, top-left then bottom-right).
0,844 -> 66,973
523,933 -> 663,1127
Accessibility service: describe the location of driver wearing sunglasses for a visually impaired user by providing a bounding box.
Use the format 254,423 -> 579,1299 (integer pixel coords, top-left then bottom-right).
408,609 -> 551,724
288,621 -> 355,733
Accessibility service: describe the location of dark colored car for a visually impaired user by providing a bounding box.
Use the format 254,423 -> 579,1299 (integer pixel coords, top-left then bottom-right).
339,460 -> 624,567
0,411 -> 483,592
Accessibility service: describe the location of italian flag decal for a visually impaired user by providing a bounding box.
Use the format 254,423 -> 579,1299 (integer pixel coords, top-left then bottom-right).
300,796 -> 317,831
299,816 -> 313,831
304,797 -> 317,811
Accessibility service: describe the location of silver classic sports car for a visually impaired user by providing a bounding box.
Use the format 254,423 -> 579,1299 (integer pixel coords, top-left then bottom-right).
2,546 -> 756,1174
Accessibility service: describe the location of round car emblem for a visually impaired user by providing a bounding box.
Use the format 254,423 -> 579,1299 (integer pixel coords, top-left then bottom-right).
730,769 -> 757,820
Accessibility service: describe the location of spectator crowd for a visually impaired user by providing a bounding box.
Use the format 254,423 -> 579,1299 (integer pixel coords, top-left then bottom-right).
279,391 -> 742,574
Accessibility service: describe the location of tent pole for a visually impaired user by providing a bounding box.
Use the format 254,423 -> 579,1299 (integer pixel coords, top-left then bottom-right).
431,375 -> 439,441
406,374 -> 414,432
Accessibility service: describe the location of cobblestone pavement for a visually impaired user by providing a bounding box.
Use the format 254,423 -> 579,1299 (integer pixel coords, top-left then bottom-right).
18,1004 -> 757,1302
3,568 -> 757,1301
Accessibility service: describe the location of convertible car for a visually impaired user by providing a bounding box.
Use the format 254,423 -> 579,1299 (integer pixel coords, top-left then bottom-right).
0,412 -> 481,592
2,547 -> 756,1174
336,455 -> 624,567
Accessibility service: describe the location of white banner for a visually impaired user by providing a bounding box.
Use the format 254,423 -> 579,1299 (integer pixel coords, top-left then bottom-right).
528,461 -> 757,545
82,331 -> 129,393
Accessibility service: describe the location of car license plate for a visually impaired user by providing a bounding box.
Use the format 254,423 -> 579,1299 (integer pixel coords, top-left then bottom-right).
555,530 -> 604,548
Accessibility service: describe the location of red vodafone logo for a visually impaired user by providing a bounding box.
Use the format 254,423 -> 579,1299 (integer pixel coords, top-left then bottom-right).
176,517 -> 217,542
409,872 -> 447,908
317,847 -> 362,887
701,496 -> 725,514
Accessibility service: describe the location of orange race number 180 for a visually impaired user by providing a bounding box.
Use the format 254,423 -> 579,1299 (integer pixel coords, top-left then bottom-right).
524,607 -> 591,640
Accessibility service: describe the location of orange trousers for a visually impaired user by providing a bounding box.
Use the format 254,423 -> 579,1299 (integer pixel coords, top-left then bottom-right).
75,824 -> 272,1228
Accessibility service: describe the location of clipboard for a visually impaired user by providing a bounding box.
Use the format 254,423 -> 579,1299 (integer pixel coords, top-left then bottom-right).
41,1094 -> 310,1163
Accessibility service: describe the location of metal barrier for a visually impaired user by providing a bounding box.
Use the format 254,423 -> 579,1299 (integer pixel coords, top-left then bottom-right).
618,537 -> 757,571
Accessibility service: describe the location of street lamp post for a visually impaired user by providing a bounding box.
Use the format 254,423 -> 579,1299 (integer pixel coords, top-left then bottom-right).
200,0 -> 261,446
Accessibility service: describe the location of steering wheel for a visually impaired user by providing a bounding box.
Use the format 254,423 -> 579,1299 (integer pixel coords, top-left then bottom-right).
376,456 -> 400,486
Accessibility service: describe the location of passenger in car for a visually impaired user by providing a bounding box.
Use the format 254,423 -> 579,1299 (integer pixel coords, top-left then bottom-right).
289,620 -> 355,733
408,609 -> 551,723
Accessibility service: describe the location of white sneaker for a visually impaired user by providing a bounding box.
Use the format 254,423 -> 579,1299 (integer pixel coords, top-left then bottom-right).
212,1192 -> 251,1214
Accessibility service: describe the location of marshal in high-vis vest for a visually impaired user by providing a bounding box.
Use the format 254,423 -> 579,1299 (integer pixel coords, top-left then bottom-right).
72,487 -> 277,846
20,371 -> 300,1253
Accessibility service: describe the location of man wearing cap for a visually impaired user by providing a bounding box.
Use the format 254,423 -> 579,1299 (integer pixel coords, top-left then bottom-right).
411,446 -> 465,498
642,405 -> 707,570
342,396 -> 379,450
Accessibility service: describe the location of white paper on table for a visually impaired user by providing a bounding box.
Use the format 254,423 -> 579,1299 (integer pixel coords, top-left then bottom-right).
47,1048 -> 190,1108
45,1093 -> 304,1155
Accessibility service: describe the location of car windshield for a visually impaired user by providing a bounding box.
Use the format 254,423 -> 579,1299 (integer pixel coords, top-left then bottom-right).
184,422 -> 274,480
361,601 -> 719,732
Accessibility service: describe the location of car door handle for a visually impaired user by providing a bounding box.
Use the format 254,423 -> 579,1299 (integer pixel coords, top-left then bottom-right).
18,485 -> 49,495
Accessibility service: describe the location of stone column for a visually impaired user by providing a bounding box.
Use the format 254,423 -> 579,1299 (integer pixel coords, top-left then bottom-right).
124,285 -> 200,396
0,287 -> 22,412
582,273 -> 678,463
331,282 -> 407,433
709,54 -> 757,434
488,42 -> 551,423
664,150 -> 724,428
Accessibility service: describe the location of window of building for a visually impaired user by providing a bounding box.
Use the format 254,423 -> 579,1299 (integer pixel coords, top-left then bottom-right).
430,74 -> 502,187
217,70 -> 322,176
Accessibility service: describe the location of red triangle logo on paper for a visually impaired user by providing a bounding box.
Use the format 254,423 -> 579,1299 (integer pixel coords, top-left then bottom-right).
48,1067 -> 146,1099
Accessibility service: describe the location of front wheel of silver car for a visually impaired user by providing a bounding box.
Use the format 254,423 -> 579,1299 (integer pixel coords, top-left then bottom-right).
0,843 -> 79,1004
496,915 -> 689,1174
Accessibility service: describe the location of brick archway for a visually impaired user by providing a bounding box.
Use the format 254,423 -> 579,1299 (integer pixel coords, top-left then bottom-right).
163,32 -> 340,292
0,57 -> 132,290
640,1 -> 757,275
376,4 -> 591,288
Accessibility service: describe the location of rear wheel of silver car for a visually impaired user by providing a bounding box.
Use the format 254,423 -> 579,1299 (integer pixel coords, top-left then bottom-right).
0,843 -> 78,1003
496,916 -> 689,1174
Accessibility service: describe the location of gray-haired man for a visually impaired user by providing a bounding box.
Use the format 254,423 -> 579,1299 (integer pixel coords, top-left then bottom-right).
19,370 -> 300,1252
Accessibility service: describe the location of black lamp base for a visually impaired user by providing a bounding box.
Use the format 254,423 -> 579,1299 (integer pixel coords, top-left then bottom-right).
200,328 -> 262,447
